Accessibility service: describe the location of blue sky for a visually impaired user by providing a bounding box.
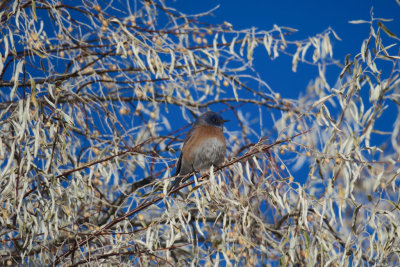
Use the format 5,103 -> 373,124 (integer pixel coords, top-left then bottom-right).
168,0 -> 400,131
173,0 -> 400,98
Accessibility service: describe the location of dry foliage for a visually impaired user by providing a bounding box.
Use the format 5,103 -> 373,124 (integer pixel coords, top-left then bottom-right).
0,0 -> 399,266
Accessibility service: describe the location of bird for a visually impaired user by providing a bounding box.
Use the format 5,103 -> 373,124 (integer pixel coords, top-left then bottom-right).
169,111 -> 229,192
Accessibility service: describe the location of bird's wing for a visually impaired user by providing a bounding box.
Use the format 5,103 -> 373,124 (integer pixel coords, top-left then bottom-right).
174,153 -> 182,176
170,124 -> 196,192
174,124 -> 195,175
182,123 -> 196,145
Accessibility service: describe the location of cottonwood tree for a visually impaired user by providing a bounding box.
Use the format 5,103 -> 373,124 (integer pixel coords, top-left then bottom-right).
0,0 -> 399,266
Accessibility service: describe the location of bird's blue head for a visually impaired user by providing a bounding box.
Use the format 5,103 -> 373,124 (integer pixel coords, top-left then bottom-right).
195,111 -> 229,128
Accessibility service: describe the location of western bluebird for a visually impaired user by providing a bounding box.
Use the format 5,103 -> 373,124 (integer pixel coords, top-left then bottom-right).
169,111 -> 229,191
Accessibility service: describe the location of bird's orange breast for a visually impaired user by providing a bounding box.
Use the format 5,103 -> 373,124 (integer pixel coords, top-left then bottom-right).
182,125 -> 226,164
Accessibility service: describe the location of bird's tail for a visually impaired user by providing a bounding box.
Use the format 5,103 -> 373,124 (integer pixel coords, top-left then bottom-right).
168,175 -> 183,194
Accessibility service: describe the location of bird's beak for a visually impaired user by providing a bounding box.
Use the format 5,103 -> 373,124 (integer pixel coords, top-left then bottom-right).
223,119 -> 230,123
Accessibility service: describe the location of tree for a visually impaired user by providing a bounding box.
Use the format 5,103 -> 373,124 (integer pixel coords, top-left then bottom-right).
0,0 -> 399,266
